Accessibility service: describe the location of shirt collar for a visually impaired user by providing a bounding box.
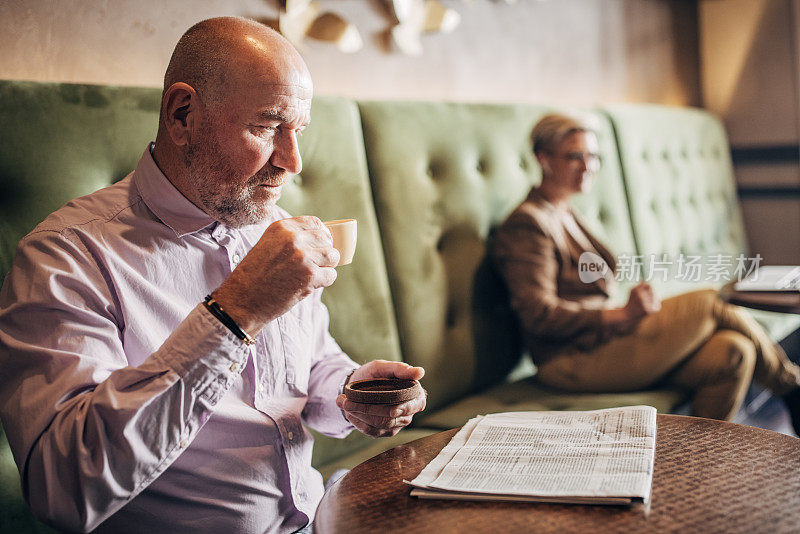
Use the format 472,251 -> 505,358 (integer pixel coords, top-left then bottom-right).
133,143 -> 216,237
529,187 -> 571,217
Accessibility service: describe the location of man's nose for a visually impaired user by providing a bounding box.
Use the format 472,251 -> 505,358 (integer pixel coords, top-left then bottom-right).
270,130 -> 302,175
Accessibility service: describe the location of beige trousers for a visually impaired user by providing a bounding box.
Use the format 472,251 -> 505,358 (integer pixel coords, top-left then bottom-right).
536,289 -> 800,420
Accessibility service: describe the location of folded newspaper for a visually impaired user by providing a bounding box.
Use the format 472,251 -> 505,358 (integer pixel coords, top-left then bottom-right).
734,266 -> 800,292
405,405 -> 656,505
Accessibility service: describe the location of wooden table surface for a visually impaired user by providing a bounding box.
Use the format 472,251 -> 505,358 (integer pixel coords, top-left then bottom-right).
719,282 -> 800,314
314,415 -> 800,533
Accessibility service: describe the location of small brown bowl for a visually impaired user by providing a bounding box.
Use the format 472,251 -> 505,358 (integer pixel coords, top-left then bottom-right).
344,378 -> 422,405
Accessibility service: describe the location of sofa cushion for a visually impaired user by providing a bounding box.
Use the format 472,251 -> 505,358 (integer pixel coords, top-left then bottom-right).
417,377 -> 686,430
748,309 -> 800,342
278,96 -> 402,365
312,428 -> 437,482
0,81 -> 162,278
602,104 -> 748,288
357,101 -> 638,410
0,425 -> 55,532
603,103 -> 799,340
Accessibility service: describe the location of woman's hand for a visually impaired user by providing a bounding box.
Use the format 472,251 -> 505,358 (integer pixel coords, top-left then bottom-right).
624,282 -> 661,320
602,282 -> 661,328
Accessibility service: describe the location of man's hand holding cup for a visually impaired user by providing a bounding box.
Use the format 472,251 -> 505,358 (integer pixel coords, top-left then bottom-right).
211,216 -> 340,335
336,361 -> 427,438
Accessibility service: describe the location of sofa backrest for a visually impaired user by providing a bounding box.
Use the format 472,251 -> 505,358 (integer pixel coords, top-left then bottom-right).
603,104 -> 748,294
0,81 -> 161,277
0,80 -> 744,408
357,101 -> 635,409
0,80 -> 401,365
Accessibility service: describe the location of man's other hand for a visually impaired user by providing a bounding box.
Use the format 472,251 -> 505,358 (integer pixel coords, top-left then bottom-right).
212,216 -> 339,334
336,360 -> 427,438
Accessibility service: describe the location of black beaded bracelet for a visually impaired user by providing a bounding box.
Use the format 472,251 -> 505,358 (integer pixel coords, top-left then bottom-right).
203,295 -> 256,346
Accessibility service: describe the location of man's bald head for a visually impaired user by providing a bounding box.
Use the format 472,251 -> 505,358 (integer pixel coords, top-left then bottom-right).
153,16 -> 313,228
162,17 -> 310,111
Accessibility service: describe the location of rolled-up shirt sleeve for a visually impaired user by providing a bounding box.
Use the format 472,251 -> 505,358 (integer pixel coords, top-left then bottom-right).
0,229 -> 251,532
491,212 -> 604,341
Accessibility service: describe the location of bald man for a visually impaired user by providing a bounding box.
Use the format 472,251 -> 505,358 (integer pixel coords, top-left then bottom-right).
0,17 -> 425,533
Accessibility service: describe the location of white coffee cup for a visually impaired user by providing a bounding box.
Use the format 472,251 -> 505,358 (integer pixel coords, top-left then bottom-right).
323,219 -> 357,266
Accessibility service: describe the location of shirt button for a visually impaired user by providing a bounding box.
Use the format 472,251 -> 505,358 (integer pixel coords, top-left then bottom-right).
180,439 -> 189,449
257,383 -> 265,392
287,432 -> 294,440
232,254 -> 241,264
229,362 -> 241,373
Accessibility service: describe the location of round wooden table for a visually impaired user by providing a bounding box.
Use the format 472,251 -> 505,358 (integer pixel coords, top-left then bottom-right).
719,282 -> 800,314
314,415 -> 800,533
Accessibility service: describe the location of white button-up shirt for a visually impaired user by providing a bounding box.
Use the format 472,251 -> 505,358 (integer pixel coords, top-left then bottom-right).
0,145 -> 357,533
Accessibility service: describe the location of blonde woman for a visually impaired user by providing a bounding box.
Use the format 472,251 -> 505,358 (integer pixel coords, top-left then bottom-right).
491,112 -> 800,431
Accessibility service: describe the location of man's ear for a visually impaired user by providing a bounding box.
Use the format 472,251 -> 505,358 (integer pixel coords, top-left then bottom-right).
161,82 -> 198,147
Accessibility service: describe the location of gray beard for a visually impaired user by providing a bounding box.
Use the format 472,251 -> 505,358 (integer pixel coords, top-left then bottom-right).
186,143 -> 284,228
200,187 -> 266,228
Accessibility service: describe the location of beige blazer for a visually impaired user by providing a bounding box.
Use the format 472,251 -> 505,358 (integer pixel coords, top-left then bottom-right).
491,188 -> 619,365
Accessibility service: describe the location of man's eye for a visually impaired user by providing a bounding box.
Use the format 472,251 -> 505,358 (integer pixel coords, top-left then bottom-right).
253,125 -> 277,134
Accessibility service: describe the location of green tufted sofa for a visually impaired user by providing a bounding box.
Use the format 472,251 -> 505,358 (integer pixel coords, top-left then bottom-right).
1,80 -> 797,531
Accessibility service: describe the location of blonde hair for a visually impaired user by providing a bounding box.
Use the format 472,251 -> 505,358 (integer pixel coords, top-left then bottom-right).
531,113 -> 596,155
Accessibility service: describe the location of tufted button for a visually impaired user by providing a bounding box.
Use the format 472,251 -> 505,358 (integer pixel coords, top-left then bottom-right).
293,175 -> 302,186
436,235 -> 446,252
641,151 -> 649,161
426,163 -> 437,179
445,307 -> 458,328
476,159 -> 487,174
662,150 -> 670,160
519,157 -> 528,170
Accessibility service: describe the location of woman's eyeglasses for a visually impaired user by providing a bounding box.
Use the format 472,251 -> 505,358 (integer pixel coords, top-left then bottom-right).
552,151 -> 602,170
